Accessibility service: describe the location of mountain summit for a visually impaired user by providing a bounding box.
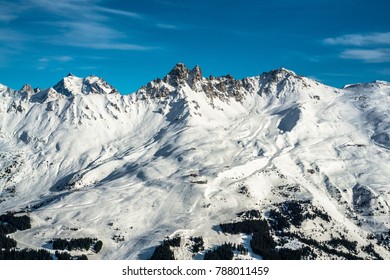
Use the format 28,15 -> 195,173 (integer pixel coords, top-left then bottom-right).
1,65 -> 390,260
52,74 -> 119,97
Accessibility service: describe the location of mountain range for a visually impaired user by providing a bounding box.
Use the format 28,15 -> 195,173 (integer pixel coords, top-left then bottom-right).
1,63 -> 390,259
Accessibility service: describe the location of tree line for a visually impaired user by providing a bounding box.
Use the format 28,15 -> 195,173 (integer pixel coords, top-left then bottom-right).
0,212 -> 104,260
52,237 -> 103,252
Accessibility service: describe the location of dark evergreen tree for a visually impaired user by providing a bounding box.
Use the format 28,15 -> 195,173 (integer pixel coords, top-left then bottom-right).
0,248 -> 52,260
250,232 -> 279,259
55,250 -> 88,260
0,223 -> 17,235
164,237 -> 181,247
219,219 -> 271,235
52,237 -> 93,251
328,238 -> 357,253
190,236 -> 204,253
204,243 -> 234,260
150,242 -> 175,260
0,234 -> 17,250
68,238 -> 93,251
55,250 -> 72,260
52,238 -> 68,250
0,214 -> 31,231
93,240 -> 103,253
77,254 -> 88,260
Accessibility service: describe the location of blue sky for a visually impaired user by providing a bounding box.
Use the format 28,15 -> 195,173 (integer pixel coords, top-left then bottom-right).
0,0 -> 389,93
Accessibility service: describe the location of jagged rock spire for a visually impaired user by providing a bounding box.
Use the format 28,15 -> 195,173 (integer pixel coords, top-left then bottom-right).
189,65 -> 202,82
163,63 -> 190,87
188,65 -> 203,91
20,84 -> 34,93
163,63 -> 204,90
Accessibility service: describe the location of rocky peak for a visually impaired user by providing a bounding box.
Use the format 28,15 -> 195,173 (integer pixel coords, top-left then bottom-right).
84,76 -> 119,95
19,84 -> 35,97
52,74 -> 119,97
223,74 -> 234,80
53,76 -> 76,97
189,65 -> 202,80
162,63 -> 206,91
257,68 -> 308,97
20,84 -> 34,94
18,84 -> 37,100
188,65 -> 203,90
261,68 -> 297,82
163,63 -> 190,87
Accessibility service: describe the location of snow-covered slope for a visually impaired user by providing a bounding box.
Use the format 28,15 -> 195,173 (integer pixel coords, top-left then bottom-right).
1,64 -> 390,260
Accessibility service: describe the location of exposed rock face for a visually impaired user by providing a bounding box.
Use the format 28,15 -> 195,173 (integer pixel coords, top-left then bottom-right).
140,63 -> 309,104
163,63 -> 190,87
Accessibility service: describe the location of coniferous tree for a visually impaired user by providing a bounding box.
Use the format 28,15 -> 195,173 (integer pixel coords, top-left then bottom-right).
93,240 -> 103,253
150,242 -> 175,260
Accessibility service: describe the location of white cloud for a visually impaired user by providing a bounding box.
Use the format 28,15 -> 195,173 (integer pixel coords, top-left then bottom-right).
96,7 -> 142,19
156,23 -> 178,29
1,0 -> 173,52
0,28 -> 29,57
70,42 -> 155,51
0,28 -> 26,42
37,56 -> 74,70
38,57 -> 49,63
27,0 -> 93,13
39,56 -> 73,62
324,32 -> 390,63
340,49 -> 390,63
324,32 -> 390,46
0,1 -> 26,22
0,13 -> 17,22
47,21 -> 154,51
25,0 -> 153,51
56,56 -> 73,62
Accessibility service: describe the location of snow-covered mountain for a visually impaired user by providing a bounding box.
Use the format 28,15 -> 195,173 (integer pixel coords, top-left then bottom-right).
1,64 -> 390,260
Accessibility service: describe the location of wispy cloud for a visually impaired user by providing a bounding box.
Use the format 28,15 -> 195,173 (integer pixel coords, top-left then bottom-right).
0,28 -> 29,58
74,66 -> 99,70
27,0 -> 94,14
25,0 -> 153,51
340,49 -> 390,63
0,1 -> 26,22
69,42 -> 156,51
96,7 -> 142,19
29,0 -> 141,19
0,12 -> 17,22
156,23 -> 178,29
324,32 -> 390,63
47,21 -> 154,50
1,0 -> 175,56
287,51 -> 322,63
324,32 -> 390,46
0,28 -> 27,43
43,56 -> 73,62
37,55 -> 74,70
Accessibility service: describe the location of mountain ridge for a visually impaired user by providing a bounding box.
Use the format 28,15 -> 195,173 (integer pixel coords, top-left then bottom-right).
2,63 -> 377,100
1,64 -> 389,110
